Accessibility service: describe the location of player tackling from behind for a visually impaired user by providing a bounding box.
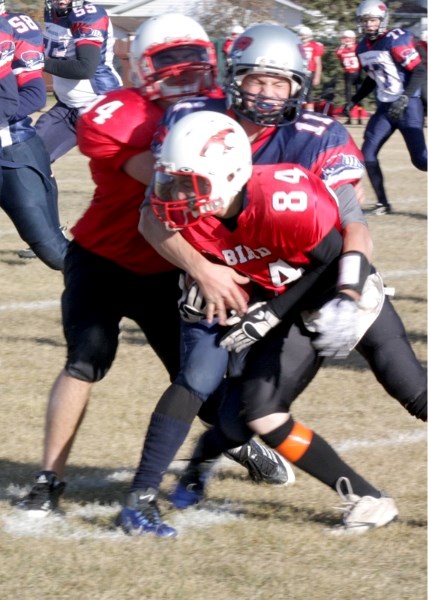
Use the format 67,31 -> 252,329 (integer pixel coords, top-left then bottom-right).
16,14 -> 291,534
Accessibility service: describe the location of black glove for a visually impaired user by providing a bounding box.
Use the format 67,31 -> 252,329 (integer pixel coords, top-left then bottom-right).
177,273 -> 207,323
343,102 -> 354,118
388,95 -> 409,120
219,301 -> 281,352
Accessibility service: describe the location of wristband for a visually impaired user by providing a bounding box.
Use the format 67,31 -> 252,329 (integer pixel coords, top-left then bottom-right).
337,251 -> 370,295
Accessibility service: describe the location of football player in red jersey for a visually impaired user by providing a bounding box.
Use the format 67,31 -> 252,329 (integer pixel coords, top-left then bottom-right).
297,25 -> 325,111
335,30 -> 363,125
16,13 -> 285,536
148,110 -> 399,535
0,1 -> 68,269
135,23 -> 425,535
141,23 -> 425,422
343,0 -> 427,214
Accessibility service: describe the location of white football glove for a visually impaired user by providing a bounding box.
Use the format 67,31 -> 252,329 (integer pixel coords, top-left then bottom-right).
220,301 -> 281,353
310,293 -> 359,359
178,273 -> 207,323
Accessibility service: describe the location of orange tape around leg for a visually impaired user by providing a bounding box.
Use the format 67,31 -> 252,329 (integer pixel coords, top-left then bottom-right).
275,421 -> 314,463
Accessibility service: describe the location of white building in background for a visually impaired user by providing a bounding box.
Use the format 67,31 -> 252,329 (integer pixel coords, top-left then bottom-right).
95,0 -> 306,39
94,0 -> 308,85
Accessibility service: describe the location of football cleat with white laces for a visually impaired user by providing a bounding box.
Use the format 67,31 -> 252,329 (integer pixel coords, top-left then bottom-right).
116,488 -> 177,538
17,471 -> 66,517
328,476 -> 399,536
225,439 -> 295,486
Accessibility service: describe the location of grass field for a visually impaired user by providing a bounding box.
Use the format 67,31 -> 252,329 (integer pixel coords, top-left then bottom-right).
0,123 -> 426,600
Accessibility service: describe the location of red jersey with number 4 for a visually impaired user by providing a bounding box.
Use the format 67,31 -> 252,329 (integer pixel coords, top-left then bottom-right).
74,87 -> 174,274
181,163 -> 341,294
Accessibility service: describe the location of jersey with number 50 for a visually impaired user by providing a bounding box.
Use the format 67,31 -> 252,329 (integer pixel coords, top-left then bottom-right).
180,163 -> 341,294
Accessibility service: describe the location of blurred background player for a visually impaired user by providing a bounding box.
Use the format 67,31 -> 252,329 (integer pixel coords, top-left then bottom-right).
415,30 -> 427,114
298,25 -> 324,111
0,1 -> 68,269
35,0 -> 122,163
0,14 -> 18,128
17,0 -> 122,259
343,0 -> 427,215
222,24 -> 244,62
335,29 -> 363,125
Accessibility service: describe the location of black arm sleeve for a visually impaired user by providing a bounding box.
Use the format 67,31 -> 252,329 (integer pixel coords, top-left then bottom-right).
267,227 -> 343,320
351,75 -> 376,104
44,43 -> 100,79
403,62 -> 426,97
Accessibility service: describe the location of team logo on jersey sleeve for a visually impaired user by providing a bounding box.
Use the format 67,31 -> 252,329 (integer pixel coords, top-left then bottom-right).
0,40 -> 14,65
21,50 -> 44,69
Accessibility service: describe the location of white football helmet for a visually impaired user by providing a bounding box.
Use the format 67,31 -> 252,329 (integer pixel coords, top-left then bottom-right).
231,25 -> 244,36
356,0 -> 389,40
341,30 -> 356,47
129,13 -> 217,101
151,111 -> 252,230
298,26 -> 313,44
225,23 -> 309,126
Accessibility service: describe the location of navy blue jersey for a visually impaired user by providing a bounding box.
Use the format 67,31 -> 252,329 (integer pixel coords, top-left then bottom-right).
2,11 -> 46,145
357,28 -> 422,103
0,16 -> 19,127
153,96 -> 365,191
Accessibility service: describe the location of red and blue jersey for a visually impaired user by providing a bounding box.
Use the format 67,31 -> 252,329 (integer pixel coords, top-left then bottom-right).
1,11 -> 45,145
356,28 -> 422,102
0,15 -> 19,127
44,1 -> 122,108
153,96 -> 365,191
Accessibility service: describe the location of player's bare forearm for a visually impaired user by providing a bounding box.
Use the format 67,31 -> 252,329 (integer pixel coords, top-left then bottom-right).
342,221 -> 373,261
340,221 -> 373,301
139,206 -> 249,323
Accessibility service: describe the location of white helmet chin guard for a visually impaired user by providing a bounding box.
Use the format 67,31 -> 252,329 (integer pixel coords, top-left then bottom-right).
151,111 -> 252,230
129,13 -> 217,101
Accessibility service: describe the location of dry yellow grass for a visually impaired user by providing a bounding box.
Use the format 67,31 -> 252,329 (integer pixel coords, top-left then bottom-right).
0,122 -> 426,600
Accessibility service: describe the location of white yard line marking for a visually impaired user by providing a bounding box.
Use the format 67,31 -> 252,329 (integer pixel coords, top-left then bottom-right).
1,428 -> 425,540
